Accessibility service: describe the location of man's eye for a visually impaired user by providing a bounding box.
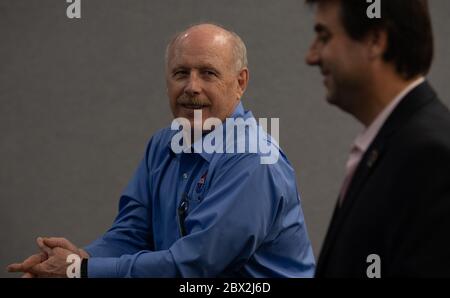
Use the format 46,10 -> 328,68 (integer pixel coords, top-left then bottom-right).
173,71 -> 188,77
203,71 -> 217,77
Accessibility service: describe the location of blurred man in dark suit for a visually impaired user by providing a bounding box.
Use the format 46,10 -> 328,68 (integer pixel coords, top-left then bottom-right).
305,0 -> 450,277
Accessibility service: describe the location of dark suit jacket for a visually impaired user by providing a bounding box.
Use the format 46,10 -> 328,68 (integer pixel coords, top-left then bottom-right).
316,81 -> 450,278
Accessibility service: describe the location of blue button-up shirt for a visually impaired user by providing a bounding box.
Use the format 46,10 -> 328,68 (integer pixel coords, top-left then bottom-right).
84,102 -> 315,277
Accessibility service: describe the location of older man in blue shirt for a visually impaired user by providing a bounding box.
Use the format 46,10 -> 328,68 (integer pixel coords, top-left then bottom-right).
8,23 -> 315,278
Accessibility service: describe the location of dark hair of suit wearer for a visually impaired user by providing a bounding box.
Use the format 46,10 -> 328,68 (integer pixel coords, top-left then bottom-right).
305,0 -> 434,80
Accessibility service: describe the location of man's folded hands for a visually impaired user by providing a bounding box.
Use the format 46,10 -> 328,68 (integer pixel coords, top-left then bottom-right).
7,237 -> 89,278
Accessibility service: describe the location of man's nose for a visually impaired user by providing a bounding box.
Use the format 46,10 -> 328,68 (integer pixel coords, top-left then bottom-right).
305,44 -> 320,66
184,73 -> 202,96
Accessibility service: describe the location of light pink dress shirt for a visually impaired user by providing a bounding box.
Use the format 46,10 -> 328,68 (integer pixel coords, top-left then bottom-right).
338,77 -> 425,205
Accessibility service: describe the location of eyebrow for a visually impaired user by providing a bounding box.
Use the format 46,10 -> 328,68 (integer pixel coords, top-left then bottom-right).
170,67 -> 187,75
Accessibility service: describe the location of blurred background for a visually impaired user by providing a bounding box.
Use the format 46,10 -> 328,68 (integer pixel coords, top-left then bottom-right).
1,0 -> 449,277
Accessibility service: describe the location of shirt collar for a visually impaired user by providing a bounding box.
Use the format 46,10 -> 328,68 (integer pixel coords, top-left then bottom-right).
353,77 -> 425,153
167,101 -> 247,162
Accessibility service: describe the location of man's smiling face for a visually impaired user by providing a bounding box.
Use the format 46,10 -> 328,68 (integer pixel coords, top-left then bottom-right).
166,25 -> 246,128
305,0 -> 371,112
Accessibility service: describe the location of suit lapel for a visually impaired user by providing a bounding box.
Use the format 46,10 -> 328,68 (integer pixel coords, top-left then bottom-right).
316,142 -> 386,276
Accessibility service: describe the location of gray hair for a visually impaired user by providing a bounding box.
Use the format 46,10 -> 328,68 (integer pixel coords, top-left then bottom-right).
165,23 -> 248,72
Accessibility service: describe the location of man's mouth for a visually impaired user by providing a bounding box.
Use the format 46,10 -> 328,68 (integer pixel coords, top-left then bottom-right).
321,69 -> 330,76
181,104 -> 209,110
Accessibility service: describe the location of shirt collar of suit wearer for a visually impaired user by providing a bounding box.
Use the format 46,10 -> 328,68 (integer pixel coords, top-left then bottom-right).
352,77 -> 426,154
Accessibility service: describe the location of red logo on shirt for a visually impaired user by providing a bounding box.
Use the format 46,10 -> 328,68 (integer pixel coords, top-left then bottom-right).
196,171 -> 208,193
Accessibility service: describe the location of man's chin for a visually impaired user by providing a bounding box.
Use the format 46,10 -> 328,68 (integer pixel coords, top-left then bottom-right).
325,92 -> 336,105
178,107 -> 208,117
325,92 -> 351,113
177,116 -> 207,130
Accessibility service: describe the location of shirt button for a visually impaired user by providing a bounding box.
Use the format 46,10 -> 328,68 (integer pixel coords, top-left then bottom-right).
182,173 -> 188,180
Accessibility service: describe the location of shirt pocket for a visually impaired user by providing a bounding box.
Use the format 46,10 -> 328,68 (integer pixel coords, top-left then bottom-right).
187,178 -> 209,211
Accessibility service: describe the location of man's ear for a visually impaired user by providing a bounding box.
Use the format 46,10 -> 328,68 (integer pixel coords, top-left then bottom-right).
236,68 -> 249,99
366,29 -> 388,60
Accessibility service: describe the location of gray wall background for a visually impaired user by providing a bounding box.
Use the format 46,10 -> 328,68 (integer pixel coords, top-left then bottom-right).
1,0 -> 449,277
